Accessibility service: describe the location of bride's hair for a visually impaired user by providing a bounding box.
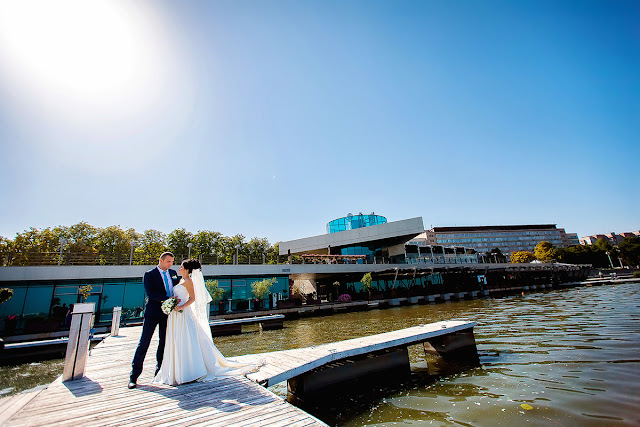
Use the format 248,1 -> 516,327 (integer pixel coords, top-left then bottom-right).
181,258 -> 201,273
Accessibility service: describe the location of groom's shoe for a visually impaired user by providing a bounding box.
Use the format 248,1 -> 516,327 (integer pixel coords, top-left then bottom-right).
128,380 -> 137,389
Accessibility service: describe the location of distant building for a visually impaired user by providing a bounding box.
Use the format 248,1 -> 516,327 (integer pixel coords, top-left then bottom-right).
424,224 -> 578,256
280,214 -> 425,263
580,231 -> 640,246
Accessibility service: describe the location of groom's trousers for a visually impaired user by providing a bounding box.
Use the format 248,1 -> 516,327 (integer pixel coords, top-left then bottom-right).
130,303 -> 167,382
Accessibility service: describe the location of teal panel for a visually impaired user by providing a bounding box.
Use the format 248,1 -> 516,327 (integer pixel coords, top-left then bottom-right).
0,286 -> 27,319
23,285 -> 54,317
232,279 -> 247,300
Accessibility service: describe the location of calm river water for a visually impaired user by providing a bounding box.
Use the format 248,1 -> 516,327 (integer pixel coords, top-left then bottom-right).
2,282 -> 639,426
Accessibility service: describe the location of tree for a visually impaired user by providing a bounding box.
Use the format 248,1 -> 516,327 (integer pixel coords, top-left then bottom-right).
251,278 -> 276,305
0,237 -> 13,266
267,242 -> 280,264
205,279 -> 227,302
619,236 -> 640,266
510,251 -> 535,263
593,238 -> 613,253
138,229 -> 168,260
62,222 -> 99,253
217,236 -> 234,264
246,237 -> 271,263
79,284 -> 93,302
361,272 -> 373,300
95,225 -> 131,253
167,228 -> 194,256
192,230 -> 222,258
534,241 -> 556,263
226,234 -> 246,263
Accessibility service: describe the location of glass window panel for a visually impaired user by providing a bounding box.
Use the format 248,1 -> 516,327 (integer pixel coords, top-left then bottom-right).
217,279 -> 231,291
1,286 -> 27,324
122,281 -> 145,320
232,280 -> 247,300
99,284 -> 125,322
55,286 -> 79,295
54,294 -> 78,324
23,285 -> 54,317
271,277 -> 288,295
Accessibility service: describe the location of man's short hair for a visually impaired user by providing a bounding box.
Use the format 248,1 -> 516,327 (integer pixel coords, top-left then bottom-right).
160,252 -> 175,260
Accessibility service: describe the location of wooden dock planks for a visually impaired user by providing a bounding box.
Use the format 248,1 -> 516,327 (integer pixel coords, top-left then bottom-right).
3,319 -> 476,426
238,320 -> 476,386
2,326 -> 327,427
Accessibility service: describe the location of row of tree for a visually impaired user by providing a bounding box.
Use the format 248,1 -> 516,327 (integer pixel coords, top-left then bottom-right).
510,237 -> 640,267
0,222 -> 280,266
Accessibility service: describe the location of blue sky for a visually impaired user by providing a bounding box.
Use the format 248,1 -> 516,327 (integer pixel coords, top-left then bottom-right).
0,0 -> 638,243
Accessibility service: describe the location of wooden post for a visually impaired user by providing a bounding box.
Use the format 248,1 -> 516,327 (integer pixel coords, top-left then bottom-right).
63,303 -> 95,382
111,306 -> 122,336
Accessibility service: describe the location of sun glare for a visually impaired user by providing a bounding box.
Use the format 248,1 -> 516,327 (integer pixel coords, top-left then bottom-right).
0,0 -> 175,126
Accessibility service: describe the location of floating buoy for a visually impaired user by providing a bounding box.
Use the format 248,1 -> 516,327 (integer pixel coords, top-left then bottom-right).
521,404 -> 533,410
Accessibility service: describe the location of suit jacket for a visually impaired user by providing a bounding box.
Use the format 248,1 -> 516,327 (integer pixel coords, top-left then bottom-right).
143,267 -> 180,309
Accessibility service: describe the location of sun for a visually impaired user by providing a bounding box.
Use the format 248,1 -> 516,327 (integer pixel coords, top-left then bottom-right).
0,0 -> 173,126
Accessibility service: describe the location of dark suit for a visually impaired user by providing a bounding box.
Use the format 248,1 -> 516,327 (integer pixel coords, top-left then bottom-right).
130,267 -> 180,382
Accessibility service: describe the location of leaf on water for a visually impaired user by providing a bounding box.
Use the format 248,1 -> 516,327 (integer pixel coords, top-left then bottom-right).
521,403 -> 534,410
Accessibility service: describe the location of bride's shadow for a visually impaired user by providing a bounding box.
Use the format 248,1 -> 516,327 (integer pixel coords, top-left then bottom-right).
138,377 -> 276,413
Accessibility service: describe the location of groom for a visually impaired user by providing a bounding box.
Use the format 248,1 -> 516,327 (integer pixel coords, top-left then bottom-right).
128,252 -> 180,389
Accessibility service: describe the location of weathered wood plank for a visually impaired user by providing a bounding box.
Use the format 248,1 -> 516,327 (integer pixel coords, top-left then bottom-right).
6,319 -> 476,426
4,322 -> 325,427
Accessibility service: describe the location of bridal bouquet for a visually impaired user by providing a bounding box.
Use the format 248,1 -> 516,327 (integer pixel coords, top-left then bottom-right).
161,297 -> 179,315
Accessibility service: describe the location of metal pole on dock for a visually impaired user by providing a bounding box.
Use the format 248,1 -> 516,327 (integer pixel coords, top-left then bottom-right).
62,302 -> 95,382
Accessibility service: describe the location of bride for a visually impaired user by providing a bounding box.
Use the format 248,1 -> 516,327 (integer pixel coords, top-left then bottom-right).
154,259 -> 259,385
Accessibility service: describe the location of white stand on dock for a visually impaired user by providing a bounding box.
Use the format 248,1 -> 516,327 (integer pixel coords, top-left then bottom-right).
111,306 -> 122,336
62,302 -> 95,382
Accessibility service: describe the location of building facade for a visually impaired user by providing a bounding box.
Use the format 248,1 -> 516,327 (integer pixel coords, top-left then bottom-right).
426,224 -> 578,256
280,215 -> 426,264
579,231 -> 640,246
0,265 -> 290,333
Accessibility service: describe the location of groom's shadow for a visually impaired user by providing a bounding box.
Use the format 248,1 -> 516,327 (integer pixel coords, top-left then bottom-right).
139,377 -> 277,413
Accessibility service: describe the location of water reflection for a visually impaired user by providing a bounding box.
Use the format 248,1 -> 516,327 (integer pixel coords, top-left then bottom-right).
2,283 -> 639,426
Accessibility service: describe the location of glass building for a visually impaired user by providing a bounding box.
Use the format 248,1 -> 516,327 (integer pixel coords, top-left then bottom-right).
327,213 -> 387,233
0,274 -> 289,333
324,213 -> 389,262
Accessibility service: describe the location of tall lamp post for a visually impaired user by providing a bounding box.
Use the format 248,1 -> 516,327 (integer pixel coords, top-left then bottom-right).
234,244 -> 240,265
129,241 -> 136,266
58,237 -> 68,266
187,242 -> 193,259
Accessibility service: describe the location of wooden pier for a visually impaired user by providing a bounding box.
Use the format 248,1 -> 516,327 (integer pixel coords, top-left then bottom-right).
0,319 -> 478,426
0,325 -> 327,427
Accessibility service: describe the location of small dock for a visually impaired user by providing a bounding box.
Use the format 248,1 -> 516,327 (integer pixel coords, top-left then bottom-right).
0,325 -> 327,427
1,319 -> 478,426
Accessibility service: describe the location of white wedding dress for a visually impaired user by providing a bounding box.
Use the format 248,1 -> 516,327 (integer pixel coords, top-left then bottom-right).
153,271 -> 259,386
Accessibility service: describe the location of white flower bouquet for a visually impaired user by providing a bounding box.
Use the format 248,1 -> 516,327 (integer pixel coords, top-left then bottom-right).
161,297 -> 179,315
